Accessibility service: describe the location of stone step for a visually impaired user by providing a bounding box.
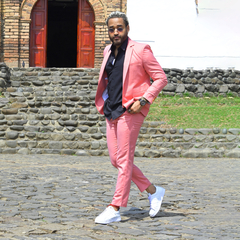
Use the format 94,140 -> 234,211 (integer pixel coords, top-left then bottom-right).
1,145 -> 240,158
7,83 -> 98,91
0,121 -> 104,132
4,92 -> 97,101
0,131 -> 105,140
0,111 -> 104,121
1,104 -> 97,112
0,139 -> 238,149
0,148 -> 108,156
1,127 -> 239,142
4,87 -> 97,93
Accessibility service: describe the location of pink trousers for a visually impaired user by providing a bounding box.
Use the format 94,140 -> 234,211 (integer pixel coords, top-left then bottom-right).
106,111 -> 152,207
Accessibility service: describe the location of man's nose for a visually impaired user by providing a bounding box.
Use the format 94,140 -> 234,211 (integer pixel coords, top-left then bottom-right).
114,28 -> 119,34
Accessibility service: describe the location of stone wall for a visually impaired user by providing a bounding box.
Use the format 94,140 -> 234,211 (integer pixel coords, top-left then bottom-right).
0,62 -> 10,89
0,0 -> 2,62
162,68 -> 240,97
0,65 -> 239,158
1,0 -> 127,68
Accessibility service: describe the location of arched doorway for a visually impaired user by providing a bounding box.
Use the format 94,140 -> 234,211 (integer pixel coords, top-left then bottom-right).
30,0 -> 95,68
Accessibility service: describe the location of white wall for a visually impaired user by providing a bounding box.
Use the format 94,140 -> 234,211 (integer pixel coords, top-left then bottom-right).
127,0 -> 240,70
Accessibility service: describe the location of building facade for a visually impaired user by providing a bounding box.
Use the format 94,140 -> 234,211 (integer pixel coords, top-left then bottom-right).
0,0 -> 127,68
127,0 -> 240,70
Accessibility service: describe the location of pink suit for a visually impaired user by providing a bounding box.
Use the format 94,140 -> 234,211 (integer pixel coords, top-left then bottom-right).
95,38 -> 168,207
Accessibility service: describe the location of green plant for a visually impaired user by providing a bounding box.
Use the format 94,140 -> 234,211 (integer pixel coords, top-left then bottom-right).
203,92 -> 211,97
226,91 -> 234,98
183,91 -> 191,97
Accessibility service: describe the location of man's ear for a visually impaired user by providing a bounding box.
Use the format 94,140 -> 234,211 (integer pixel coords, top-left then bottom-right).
127,25 -> 130,32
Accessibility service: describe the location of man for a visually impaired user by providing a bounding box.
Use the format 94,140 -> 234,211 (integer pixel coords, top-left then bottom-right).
95,11 -> 168,224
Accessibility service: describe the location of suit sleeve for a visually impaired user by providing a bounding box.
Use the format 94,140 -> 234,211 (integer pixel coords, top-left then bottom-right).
142,45 -> 168,104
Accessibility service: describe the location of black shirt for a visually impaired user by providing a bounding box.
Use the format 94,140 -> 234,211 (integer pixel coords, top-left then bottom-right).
103,38 -> 128,120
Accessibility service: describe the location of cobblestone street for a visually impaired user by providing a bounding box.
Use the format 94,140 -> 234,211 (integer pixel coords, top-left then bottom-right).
0,154 -> 239,239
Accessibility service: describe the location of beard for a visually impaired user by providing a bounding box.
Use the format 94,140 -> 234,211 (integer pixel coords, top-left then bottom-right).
109,34 -> 127,47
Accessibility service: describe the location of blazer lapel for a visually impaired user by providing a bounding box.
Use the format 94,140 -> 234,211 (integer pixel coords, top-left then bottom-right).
123,39 -> 134,84
99,46 -> 111,81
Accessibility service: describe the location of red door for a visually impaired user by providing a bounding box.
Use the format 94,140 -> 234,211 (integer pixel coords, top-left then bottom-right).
30,0 -> 94,68
77,0 -> 95,68
30,0 -> 47,67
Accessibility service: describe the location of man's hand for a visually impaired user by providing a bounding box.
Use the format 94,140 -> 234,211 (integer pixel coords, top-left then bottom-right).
128,101 -> 143,114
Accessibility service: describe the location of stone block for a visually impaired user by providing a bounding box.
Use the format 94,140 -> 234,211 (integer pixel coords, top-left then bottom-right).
226,148 -> 240,158
219,85 -> 228,93
162,150 -> 181,158
63,133 -> 75,141
61,149 -> 76,155
2,108 -> 18,115
176,84 -> 185,93
48,113 -> 61,120
40,126 -> 55,132
226,135 -> 237,142
38,142 -> 49,148
40,108 -> 52,114
11,102 -> 28,108
144,150 -> 161,158
6,131 -> 19,139
24,126 -> 40,132
195,135 -> 207,142
185,128 -> 199,135
134,149 -> 144,157
89,150 -> 103,156
0,120 -> 7,125
197,85 -> 205,93
63,141 -> 79,149
182,148 -> 212,158
185,84 -> 197,92
30,149 -> 43,154
42,149 -> 61,154
49,141 -> 63,149
162,91 -> 175,96
172,135 -> 183,141
228,128 -> 240,135
198,128 -> 212,135
18,141 -> 28,148
50,134 -> 63,141
18,148 -> 29,154
208,149 -> 225,158
76,150 -> 89,156
2,148 -> 17,154
0,140 -> 6,148
163,83 -> 176,92
91,141 -> 100,149
149,135 -> 162,142
91,133 -> 102,140
205,84 -> 219,92
183,135 -> 194,142
25,141 -> 37,148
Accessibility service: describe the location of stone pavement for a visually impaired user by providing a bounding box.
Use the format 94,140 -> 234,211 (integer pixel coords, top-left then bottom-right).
0,155 -> 240,240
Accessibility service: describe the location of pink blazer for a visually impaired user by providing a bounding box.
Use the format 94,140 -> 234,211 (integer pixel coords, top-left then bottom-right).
95,38 -> 168,116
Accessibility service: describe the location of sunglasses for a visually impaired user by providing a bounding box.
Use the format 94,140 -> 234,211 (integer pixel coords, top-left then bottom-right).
108,27 -> 124,33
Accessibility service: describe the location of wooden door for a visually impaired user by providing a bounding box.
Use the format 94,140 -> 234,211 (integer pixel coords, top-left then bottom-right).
77,0 -> 95,68
30,0 -> 47,67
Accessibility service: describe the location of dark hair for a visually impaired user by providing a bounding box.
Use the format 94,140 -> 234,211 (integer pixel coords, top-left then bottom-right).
106,11 -> 129,27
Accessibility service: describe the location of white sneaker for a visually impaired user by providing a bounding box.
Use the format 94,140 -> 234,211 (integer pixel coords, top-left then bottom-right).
95,206 -> 121,224
148,186 -> 165,217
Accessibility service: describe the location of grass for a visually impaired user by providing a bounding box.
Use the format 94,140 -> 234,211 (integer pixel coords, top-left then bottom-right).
146,95 -> 240,128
